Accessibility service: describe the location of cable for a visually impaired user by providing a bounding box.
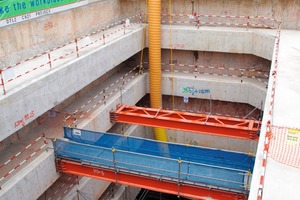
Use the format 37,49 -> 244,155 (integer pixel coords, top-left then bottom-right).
169,0 -> 175,110
139,0 -> 148,74
243,102 -> 262,119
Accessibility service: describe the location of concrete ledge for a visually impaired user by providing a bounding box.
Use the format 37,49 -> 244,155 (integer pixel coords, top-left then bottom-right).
0,150 -> 59,200
161,72 -> 266,109
0,28 -> 143,141
78,74 -> 148,131
161,26 -> 275,60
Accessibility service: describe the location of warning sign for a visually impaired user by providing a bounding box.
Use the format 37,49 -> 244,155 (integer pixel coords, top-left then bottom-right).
286,128 -> 300,145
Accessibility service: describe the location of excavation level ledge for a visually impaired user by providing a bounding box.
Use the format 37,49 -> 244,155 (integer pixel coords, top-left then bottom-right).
54,127 -> 254,200
111,105 -> 260,140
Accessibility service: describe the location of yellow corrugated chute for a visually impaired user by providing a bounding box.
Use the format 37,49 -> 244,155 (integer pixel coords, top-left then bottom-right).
148,0 -> 167,142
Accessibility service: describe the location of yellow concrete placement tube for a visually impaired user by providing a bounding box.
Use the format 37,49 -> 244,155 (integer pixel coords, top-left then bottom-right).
148,0 -> 168,142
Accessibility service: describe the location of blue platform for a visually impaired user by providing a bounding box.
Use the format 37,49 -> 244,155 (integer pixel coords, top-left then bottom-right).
54,127 -> 255,192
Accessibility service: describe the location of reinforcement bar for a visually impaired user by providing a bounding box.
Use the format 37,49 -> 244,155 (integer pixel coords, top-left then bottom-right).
111,105 -> 260,140
57,159 -> 247,200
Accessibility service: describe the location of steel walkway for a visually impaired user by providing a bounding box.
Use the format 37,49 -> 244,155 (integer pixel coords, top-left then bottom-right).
54,128 -> 254,199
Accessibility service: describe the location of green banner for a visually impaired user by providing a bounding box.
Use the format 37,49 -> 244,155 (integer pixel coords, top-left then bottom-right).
0,0 -> 78,20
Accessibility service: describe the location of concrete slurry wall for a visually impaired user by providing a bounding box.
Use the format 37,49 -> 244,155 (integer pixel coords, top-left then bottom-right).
0,28 -> 143,142
160,26 -> 275,61
161,49 -> 271,71
167,129 -> 257,153
138,95 -> 262,120
161,73 -> 266,109
121,0 -> 300,30
0,0 -> 121,67
1,0 -> 290,67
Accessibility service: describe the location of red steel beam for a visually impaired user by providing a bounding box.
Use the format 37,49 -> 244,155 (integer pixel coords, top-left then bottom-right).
111,105 -> 260,140
59,159 -> 247,200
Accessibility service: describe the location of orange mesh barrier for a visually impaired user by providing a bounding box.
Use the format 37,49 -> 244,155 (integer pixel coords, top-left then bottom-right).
269,126 -> 300,168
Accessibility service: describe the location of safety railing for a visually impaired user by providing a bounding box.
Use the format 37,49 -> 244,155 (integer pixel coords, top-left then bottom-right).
46,175 -> 79,200
0,14 -> 142,95
256,19 -> 281,200
63,65 -> 141,126
54,138 -> 251,192
161,13 -> 280,30
0,13 -> 280,96
0,133 -> 47,189
143,62 -> 269,86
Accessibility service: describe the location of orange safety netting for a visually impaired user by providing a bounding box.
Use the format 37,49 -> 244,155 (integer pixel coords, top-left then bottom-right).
269,126 -> 300,168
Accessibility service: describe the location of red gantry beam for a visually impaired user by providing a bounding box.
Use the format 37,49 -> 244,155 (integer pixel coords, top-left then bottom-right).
110,105 -> 260,140
58,159 -> 247,200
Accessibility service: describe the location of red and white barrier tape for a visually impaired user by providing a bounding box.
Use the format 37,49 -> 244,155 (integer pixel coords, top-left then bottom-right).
2,14 -> 141,73
65,66 -> 139,123
2,41 -> 75,72
51,51 -> 75,63
0,143 -> 46,185
160,62 -> 269,75
3,22 -> 140,87
70,71 -> 139,125
48,41 -> 75,52
77,14 -> 141,41
250,16 -> 277,21
78,25 -> 129,50
6,61 -> 50,83
162,69 -> 268,85
0,135 -> 43,169
2,52 -> 48,71
161,20 -> 194,25
55,178 -> 79,200
162,13 -> 278,22
47,176 -> 78,200
257,21 -> 281,200
161,13 -> 278,29
143,62 -> 269,84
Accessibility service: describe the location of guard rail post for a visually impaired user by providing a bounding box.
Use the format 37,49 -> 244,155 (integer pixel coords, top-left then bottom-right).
0,69 -> 6,95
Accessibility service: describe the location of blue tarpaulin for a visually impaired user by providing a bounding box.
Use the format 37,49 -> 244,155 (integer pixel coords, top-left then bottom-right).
54,127 -> 255,191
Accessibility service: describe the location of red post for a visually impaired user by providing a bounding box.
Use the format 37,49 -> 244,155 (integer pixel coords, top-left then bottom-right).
0,69 -> 6,95
247,16 -> 250,30
75,38 -> 79,57
48,53 -> 52,70
103,89 -> 106,105
103,34 -> 105,45
42,133 -> 48,144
